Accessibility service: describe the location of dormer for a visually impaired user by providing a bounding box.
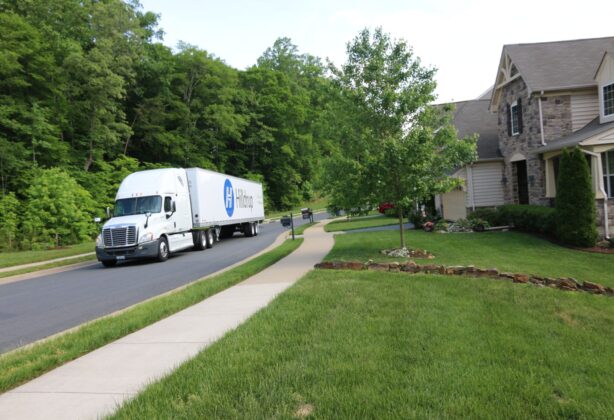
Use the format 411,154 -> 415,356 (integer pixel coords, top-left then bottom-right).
596,51 -> 614,124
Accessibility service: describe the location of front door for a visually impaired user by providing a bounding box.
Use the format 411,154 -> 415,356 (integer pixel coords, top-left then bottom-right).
515,160 -> 529,205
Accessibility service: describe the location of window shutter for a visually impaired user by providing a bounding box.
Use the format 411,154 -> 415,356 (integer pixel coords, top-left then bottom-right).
517,98 -> 523,134
507,104 -> 512,136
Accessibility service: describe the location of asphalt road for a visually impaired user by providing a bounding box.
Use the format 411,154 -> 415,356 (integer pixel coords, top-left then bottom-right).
0,213 -> 327,354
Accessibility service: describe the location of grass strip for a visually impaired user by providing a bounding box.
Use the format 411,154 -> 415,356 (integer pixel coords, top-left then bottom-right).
0,238 -> 303,393
293,222 -> 316,235
325,215 -> 406,232
0,255 -> 96,280
111,270 -> 614,419
326,229 -> 614,287
0,242 -> 94,269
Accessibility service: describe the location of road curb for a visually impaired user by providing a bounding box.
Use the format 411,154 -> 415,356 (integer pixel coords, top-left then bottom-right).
0,229 -> 292,356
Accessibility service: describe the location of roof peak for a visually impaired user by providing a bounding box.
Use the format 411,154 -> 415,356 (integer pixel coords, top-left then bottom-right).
504,35 -> 614,49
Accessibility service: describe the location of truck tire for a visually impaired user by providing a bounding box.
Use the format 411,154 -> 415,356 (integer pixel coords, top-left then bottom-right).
193,231 -> 206,251
157,237 -> 169,262
101,259 -> 117,268
253,222 -> 259,236
244,222 -> 254,237
205,229 -> 214,249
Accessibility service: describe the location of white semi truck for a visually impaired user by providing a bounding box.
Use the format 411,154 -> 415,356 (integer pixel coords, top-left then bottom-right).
95,168 -> 265,267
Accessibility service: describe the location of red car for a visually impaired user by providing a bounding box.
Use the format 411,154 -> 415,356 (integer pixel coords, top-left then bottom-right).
378,202 -> 395,214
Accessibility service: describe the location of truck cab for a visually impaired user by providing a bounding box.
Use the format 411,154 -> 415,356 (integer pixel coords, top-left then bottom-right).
95,168 -> 194,267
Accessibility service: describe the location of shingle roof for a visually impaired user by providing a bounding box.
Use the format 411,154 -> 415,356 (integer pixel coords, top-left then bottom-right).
537,117 -> 614,153
505,37 -> 614,93
452,99 -> 501,160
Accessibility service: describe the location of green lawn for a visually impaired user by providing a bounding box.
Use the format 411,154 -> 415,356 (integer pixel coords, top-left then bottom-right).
326,229 -> 614,287
0,255 -> 96,280
325,214 -> 405,232
0,241 -> 94,269
266,195 -> 329,219
0,239 -> 302,393
111,269 -> 614,419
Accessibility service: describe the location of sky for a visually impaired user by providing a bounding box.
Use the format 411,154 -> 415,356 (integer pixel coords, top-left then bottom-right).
139,0 -> 614,103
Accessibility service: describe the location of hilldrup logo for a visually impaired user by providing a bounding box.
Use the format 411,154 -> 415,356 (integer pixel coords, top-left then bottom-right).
224,179 -> 235,217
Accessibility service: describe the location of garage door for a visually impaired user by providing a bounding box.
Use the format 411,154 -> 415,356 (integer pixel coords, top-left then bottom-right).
442,190 -> 467,221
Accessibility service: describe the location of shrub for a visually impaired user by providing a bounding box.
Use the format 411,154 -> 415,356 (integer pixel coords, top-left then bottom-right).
22,168 -> 96,248
555,147 -> 598,247
497,204 -> 555,234
0,192 -> 20,251
468,208 -> 502,226
434,219 -> 448,231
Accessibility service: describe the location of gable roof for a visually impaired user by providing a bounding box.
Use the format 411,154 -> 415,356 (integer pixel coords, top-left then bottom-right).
490,36 -> 614,110
452,99 -> 501,160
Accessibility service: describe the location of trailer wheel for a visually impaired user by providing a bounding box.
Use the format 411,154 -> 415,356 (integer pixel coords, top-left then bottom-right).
101,259 -> 117,268
193,231 -> 206,250
244,222 -> 253,237
205,229 -> 214,248
157,237 -> 169,262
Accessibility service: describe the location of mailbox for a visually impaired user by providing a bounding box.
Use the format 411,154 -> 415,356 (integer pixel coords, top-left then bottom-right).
280,216 -> 292,227
301,207 -> 313,220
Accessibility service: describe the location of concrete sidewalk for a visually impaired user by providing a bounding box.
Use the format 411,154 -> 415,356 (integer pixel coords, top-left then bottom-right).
0,222 -> 334,420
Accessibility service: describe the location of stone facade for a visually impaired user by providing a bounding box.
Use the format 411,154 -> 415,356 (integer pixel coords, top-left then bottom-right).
497,77 -> 573,206
596,198 -> 614,236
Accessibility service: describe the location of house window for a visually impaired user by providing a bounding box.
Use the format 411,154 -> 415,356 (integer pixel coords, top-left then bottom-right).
604,83 -> 614,117
602,150 -> 614,198
510,100 -> 521,135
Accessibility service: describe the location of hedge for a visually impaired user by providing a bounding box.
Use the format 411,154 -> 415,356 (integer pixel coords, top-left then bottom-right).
497,205 -> 556,235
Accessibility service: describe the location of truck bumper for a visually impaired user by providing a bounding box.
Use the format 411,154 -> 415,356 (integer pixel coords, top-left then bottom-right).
96,240 -> 159,262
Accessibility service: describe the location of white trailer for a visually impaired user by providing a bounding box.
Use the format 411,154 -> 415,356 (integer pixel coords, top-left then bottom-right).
95,168 -> 265,267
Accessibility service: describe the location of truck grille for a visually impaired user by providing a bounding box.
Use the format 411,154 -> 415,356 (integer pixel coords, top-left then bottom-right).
103,226 -> 137,247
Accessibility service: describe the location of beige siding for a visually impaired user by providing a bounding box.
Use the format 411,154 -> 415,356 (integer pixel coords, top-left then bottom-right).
466,162 -> 505,207
571,93 -> 599,132
596,54 -> 614,82
442,189 -> 467,221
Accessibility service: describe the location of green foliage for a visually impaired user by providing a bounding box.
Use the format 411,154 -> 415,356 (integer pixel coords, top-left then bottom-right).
0,192 -> 20,250
555,148 -> 598,247
497,204 -> 555,234
467,208 -> 502,226
21,168 -> 96,248
326,28 -> 477,248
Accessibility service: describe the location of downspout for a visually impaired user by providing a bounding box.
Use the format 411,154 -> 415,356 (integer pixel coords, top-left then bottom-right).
538,91 -> 546,146
467,164 -> 476,211
583,150 -> 609,238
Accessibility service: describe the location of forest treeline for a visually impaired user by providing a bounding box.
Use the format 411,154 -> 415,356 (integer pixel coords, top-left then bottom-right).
0,0 -> 343,249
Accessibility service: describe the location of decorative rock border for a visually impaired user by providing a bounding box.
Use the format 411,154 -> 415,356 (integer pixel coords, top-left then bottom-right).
314,261 -> 614,297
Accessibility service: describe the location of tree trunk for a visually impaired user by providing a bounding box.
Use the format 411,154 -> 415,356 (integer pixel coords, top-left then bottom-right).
398,205 -> 405,249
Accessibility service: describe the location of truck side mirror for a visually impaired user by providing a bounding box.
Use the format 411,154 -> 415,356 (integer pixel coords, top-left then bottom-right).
106,207 -> 111,218
172,201 -> 176,212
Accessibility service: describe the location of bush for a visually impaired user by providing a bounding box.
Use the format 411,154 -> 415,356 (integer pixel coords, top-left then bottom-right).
468,208 -> 503,226
434,219 -> 448,231
22,168 -> 97,248
497,204 -> 555,234
555,147 -> 598,247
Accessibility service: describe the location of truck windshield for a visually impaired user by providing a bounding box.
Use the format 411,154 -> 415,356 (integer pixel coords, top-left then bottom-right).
114,196 -> 162,217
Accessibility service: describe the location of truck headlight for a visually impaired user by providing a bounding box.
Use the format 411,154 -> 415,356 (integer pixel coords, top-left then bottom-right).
95,234 -> 103,247
139,232 -> 154,243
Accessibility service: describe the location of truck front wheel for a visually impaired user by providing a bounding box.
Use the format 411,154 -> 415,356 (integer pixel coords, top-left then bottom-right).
157,237 -> 169,262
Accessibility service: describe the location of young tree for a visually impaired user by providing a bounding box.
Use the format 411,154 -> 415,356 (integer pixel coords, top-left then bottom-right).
329,28 -> 476,248
555,147 -> 598,246
22,168 -> 96,248
0,192 -> 20,251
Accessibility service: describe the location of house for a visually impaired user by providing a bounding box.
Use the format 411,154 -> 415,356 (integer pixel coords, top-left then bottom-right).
435,98 -> 505,220
440,36 -> 614,237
